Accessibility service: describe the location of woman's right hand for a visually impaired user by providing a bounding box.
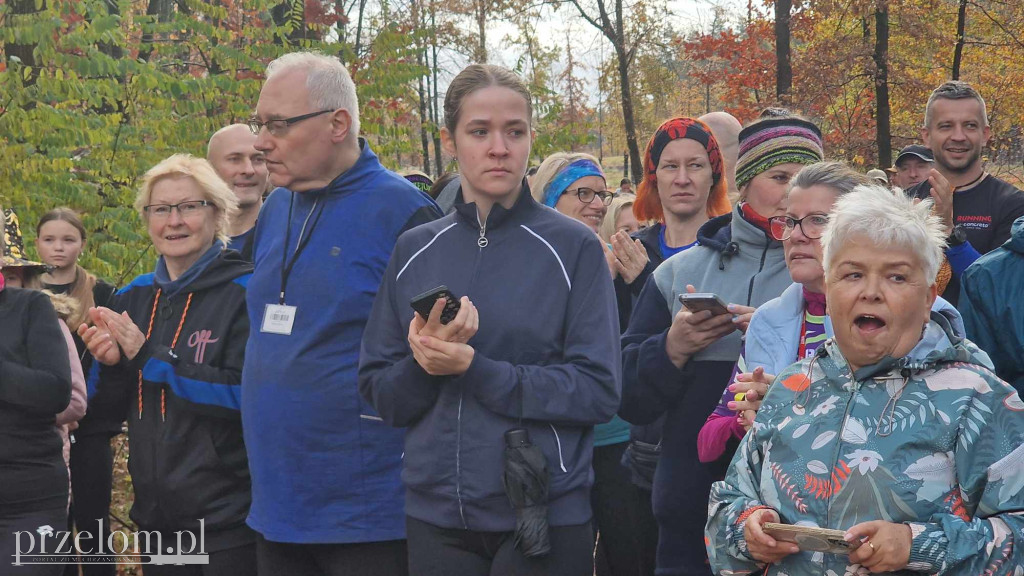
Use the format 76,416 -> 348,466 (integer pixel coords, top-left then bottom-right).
77,307 -> 121,366
414,296 -> 478,344
729,367 -> 775,429
665,285 -> 736,368
743,508 -> 800,563
609,230 -> 649,284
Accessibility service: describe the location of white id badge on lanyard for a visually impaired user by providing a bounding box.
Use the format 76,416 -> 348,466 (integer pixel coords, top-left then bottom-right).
262,303 -> 297,335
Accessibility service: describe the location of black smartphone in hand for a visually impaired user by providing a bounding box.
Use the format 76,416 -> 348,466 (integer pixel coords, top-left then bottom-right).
410,285 -> 461,325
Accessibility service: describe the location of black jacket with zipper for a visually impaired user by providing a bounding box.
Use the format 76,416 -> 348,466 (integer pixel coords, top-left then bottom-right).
91,250 -> 253,551
613,223 -> 665,334
613,223 -> 667,489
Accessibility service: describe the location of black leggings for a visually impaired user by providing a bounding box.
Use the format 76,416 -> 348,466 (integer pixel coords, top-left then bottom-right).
66,433 -> 116,576
256,533 -> 408,576
592,441 -> 641,576
405,516 -> 594,576
633,486 -> 658,576
0,506 -> 68,576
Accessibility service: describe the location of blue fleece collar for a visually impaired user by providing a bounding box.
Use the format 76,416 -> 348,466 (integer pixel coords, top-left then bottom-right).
154,240 -> 224,297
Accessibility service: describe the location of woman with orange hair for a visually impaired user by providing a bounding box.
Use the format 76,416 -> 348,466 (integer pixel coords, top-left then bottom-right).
619,115 -> 824,576
614,116 -> 733,574
614,117 -> 732,332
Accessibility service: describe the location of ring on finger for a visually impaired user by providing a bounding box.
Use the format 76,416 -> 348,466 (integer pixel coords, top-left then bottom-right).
867,541 -> 876,552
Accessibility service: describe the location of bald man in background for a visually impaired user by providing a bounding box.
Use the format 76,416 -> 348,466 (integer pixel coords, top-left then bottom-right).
207,124 -> 271,260
700,111 -> 742,200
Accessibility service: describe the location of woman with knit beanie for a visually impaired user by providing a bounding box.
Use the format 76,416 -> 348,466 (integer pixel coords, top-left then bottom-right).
619,115 -> 824,576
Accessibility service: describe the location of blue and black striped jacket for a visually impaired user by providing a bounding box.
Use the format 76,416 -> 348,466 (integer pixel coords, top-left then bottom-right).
90,249 -> 252,548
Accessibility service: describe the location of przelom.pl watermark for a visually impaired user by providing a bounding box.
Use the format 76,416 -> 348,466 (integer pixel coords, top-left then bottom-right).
11,519 -> 208,566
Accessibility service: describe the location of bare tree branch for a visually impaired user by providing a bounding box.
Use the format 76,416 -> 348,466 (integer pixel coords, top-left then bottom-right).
968,0 -> 1024,50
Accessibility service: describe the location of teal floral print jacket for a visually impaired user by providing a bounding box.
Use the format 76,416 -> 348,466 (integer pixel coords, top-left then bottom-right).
706,312 -> 1024,575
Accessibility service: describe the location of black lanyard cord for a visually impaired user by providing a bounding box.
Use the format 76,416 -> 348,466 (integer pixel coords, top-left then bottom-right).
279,193 -> 326,304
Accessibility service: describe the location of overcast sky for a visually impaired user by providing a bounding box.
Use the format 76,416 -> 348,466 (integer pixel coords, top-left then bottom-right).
469,0 -> 746,103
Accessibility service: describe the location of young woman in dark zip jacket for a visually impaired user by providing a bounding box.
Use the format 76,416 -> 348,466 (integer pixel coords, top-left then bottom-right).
359,64 -> 621,576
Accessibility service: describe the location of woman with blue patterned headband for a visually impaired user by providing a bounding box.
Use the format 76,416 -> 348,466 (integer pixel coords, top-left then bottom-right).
532,153 -> 647,576
532,152 -> 611,234
532,153 -> 650,285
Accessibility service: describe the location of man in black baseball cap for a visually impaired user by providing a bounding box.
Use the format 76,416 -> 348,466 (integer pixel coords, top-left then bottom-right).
890,144 -> 933,190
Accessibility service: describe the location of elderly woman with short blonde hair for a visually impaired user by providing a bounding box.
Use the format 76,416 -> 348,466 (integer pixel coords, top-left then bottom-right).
706,184 -> 1024,575
79,154 -> 257,575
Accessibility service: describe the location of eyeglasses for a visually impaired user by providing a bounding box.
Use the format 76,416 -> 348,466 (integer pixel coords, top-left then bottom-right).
143,200 -> 212,218
247,109 -> 335,136
566,187 -> 614,206
768,214 -> 830,241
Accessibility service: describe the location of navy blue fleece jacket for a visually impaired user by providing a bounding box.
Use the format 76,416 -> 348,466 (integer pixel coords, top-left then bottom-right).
359,186 -> 621,532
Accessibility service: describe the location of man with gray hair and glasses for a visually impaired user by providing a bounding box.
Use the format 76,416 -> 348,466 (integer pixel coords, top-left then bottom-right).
907,80 -> 1024,305
241,51 -> 440,576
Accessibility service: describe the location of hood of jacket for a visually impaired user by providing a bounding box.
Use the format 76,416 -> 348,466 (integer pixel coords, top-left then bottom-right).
749,285 -> 972,378
151,245 -> 252,296
1007,215 -> 1024,254
697,204 -> 781,271
696,212 -> 733,251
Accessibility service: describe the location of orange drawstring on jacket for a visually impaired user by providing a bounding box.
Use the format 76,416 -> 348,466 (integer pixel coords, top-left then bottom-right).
138,289 -> 193,421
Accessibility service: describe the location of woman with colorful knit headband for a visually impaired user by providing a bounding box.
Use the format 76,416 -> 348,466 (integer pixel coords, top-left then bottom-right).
619,115 -> 824,576
613,116 -> 732,574
616,117 -> 733,329
79,154 -> 257,575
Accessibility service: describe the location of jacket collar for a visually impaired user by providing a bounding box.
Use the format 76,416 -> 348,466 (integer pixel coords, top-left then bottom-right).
298,138 -> 380,198
453,180 -> 535,231
1008,215 -> 1024,253
697,204 -> 781,271
696,204 -> 778,250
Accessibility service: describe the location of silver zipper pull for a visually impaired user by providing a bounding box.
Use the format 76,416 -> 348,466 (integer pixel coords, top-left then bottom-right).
477,213 -> 488,248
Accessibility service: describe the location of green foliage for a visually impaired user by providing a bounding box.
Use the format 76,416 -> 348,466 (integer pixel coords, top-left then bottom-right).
1,0 -> 427,283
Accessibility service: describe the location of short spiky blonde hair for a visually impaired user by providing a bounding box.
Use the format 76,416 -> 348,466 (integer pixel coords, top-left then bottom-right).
135,154 -> 239,246
822,184 -> 946,283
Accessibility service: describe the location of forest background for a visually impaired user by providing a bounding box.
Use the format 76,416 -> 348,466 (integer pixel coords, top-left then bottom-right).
2,0 -> 1023,282
3,2 -> 1023,572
